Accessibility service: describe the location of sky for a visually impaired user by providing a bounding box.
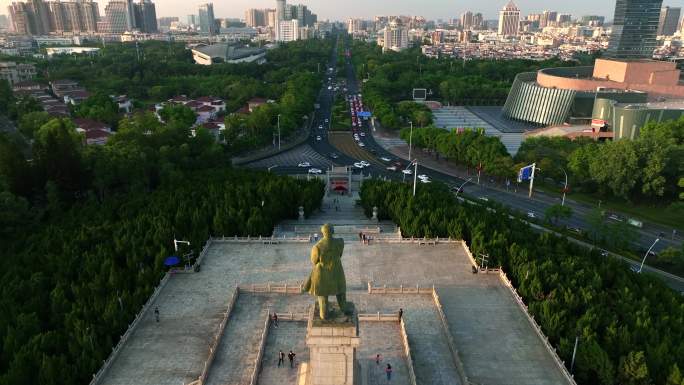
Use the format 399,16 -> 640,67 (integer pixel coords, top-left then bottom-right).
0,0 -> 678,22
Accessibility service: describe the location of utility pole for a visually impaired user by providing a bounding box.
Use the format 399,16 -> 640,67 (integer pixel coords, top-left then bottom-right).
561,167 -> 568,206
277,114 -> 281,150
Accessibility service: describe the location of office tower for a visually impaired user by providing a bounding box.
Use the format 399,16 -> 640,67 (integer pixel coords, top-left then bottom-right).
134,0 -> 157,33
266,9 -> 276,27
80,1 -> 99,32
245,8 -> 268,27
198,3 -> 216,35
157,16 -> 178,28
657,6 -> 680,36
606,0 -> 662,59
276,0 -> 285,21
187,14 -> 197,27
498,0 -> 520,36
460,11 -> 473,30
539,10 -> 557,28
347,18 -> 362,34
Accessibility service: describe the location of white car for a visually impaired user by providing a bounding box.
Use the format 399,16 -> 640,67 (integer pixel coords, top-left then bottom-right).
318,125 -> 323,129
402,169 -> 413,175
298,162 -> 311,168
316,136 -> 322,141
308,168 -> 322,174
325,119 -> 329,123
327,86 -> 332,90
358,142 -> 365,147
359,132 -> 365,137
380,157 -> 391,162
419,179 -> 431,184
527,212 -> 536,218
359,161 -> 370,166
478,197 -> 489,202
418,174 -> 429,181
386,165 -> 398,171
353,162 -> 366,169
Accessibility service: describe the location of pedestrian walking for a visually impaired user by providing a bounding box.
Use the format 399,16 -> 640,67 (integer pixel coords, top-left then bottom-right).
385,363 -> 392,381
288,350 -> 296,368
358,232 -> 363,243
375,354 -> 381,366
314,233 -> 319,242
398,308 -> 403,321
154,306 -> 159,323
278,350 -> 285,367
273,312 -> 279,328
362,233 -> 367,245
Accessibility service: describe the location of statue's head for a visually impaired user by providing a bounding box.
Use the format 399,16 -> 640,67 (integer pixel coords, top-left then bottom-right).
321,223 -> 333,238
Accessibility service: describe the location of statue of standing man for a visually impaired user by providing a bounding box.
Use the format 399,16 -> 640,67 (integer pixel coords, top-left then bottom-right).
303,223 -> 348,320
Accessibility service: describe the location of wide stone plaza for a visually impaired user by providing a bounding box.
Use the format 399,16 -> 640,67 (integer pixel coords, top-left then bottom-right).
96,193 -> 572,385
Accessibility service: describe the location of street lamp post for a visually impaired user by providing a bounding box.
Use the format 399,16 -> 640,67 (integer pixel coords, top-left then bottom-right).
637,238 -> 660,273
407,121 -> 414,162
455,178 -> 473,197
412,160 -> 418,197
570,334 -> 579,373
173,238 -> 190,252
560,168 -> 568,206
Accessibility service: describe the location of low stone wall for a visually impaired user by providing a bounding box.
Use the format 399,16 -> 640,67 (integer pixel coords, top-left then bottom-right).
89,272 -> 171,385
499,271 -> 577,385
357,313 -> 400,322
198,288 -> 240,385
240,283 -> 304,294
367,282 -> 435,294
249,310 -> 272,385
399,318 -> 418,385
431,289 -> 470,385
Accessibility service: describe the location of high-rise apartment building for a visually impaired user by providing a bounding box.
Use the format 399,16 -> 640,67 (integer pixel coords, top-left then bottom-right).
381,19 -> 408,52
198,3 -> 216,35
266,9 -> 276,28
606,0 -> 662,59
9,0 -> 99,35
556,14 -> 572,26
472,13 -> 483,29
347,18 -> 363,34
245,8 -> 271,27
275,0 -> 285,21
103,0 -> 131,33
277,18 -> 299,41
498,0 -> 520,37
657,6 -> 680,36
460,11 -> 473,30
539,10 -> 557,28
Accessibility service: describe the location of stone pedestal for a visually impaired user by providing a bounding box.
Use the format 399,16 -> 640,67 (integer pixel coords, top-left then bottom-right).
371,206 -> 378,222
298,206 -> 305,222
300,302 -> 359,385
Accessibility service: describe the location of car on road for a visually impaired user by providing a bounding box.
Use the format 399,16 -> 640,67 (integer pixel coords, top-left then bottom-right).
600,250 -> 609,257
318,125 -> 323,129
353,162 -> 366,169
380,157 -> 391,162
329,153 -> 339,159
386,166 -> 398,171
568,227 -> 582,235
608,214 -> 624,222
327,86 -> 332,90
359,161 -> 370,166
316,136 -> 322,141
401,169 -> 412,175
325,119 -> 329,123
308,168 -> 322,174
358,142 -> 365,147
417,174 -> 429,181
297,162 -> 311,168
527,212 -> 536,219
419,178 -> 431,184
359,132 -> 365,137
478,197 -> 489,202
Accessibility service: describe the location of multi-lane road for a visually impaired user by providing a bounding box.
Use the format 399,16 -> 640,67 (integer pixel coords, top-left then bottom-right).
243,35 -> 683,290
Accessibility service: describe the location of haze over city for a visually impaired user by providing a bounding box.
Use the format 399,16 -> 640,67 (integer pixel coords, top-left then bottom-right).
1,0 -> 622,19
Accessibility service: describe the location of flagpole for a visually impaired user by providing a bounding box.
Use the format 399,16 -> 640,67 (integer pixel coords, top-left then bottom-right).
528,162 -> 536,198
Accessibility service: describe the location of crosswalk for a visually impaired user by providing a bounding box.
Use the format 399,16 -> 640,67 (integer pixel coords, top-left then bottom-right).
244,144 -> 333,169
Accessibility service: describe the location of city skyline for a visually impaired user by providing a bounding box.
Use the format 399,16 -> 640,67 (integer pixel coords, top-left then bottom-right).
0,0 -> 649,21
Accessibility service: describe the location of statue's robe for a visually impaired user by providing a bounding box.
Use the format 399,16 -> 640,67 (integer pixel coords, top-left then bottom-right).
303,237 -> 346,296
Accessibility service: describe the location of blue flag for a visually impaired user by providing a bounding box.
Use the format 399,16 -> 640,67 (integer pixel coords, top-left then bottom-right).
517,164 -> 534,183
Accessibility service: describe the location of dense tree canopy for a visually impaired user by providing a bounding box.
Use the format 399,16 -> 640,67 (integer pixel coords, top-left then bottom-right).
360,179 -> 684,385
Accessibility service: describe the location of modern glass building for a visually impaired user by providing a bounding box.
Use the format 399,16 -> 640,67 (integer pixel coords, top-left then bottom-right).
606,0 -> 663,59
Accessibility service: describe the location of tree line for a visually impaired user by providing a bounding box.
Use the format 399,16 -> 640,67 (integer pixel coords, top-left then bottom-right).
346,38 -> 576,129
359,179 -> 684,385
0,104 -> 324,384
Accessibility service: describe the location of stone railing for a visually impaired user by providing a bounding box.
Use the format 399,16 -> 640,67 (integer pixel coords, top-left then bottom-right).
431,289 -> 470,385
249,310 -> 272,385
211,235 -> 464,244
357,312 -> 400,322
367,282 -> 435,294
197,288 -> 240,385
239,283 -> 304,294
89,272 -> 171,385
273,312 -> 310,322
461,240 -> 501,273
498,271 -> 577,385
399,318 -> 418,385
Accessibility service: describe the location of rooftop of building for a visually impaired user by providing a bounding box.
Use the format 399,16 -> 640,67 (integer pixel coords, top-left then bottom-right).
192,43 -> 266,61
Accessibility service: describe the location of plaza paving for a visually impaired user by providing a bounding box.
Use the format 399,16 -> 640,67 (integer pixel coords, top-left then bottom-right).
97,194 -> 571,385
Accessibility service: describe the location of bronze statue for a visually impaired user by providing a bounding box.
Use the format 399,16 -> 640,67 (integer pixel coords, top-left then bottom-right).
303,223 -> 347,320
